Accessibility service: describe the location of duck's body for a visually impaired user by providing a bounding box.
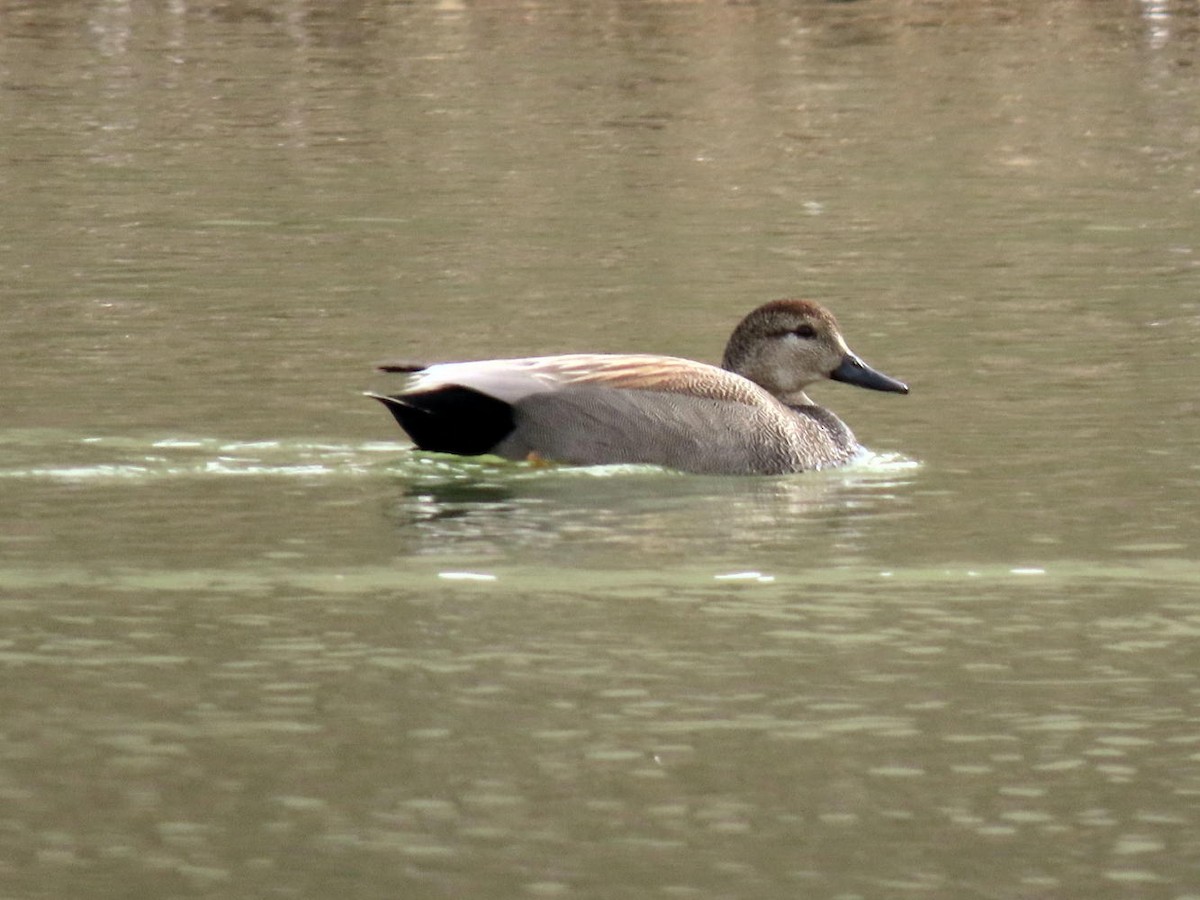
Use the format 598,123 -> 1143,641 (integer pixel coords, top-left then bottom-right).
368,299 -> 907,475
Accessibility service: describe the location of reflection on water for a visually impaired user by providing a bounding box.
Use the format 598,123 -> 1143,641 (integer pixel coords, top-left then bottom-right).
386,450 -> 919,564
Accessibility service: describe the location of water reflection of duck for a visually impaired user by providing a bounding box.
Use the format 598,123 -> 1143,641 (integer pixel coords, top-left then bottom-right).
368,299 -> 907,475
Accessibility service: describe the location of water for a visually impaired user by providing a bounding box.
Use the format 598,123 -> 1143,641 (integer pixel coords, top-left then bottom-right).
3,1 -> 1200,897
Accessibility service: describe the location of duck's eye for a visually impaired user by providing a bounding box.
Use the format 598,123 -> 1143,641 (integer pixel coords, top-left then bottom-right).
793,324 -> 817,339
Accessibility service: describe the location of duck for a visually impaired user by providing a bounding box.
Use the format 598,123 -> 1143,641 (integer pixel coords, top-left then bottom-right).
366,298 -> 908,475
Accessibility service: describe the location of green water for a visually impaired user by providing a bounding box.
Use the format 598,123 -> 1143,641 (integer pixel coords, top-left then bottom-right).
2,2 -> 1199,898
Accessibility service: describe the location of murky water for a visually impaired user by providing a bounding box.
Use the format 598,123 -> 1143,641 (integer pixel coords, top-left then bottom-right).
3,1 -> 1200,897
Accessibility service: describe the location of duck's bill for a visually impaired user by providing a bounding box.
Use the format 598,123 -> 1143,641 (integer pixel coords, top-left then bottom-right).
829,352 -> 909,394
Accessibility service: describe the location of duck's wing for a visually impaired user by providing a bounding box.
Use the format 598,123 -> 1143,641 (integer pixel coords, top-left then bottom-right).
368,354 -> 813,472
395,354 -> 775,407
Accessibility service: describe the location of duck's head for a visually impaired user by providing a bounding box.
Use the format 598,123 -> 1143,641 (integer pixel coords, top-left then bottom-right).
721,299 -> 908,405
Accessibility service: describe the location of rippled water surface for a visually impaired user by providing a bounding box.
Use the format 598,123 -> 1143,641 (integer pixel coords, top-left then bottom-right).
3,2 -> 1200,898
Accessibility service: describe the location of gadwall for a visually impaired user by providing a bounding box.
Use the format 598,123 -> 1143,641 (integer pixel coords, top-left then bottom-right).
367,299 -> 907,475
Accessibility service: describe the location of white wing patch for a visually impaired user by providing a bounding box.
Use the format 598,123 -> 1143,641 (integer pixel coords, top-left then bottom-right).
404,354 -> 767,407
408,358 -> 564,404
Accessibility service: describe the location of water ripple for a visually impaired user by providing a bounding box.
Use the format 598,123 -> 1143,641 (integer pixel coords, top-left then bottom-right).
0,431 -> 407,481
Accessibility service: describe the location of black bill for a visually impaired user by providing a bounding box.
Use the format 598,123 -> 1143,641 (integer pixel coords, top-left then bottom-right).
829,352 -> 909,394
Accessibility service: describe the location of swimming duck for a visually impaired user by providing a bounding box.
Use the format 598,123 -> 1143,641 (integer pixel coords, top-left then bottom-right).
367,298 -> 907,474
